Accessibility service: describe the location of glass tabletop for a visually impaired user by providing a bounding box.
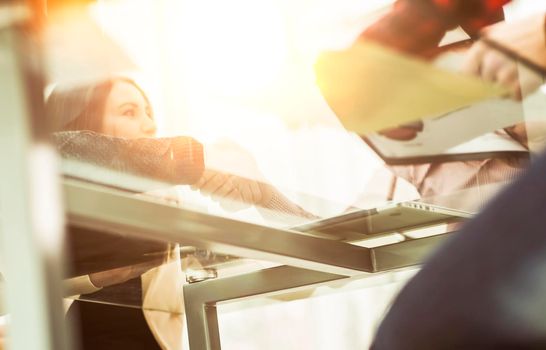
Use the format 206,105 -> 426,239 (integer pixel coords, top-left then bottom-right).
40,0 -> 543,309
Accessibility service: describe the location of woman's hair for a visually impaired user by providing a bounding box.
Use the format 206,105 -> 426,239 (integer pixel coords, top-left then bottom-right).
46,77 -> 151,133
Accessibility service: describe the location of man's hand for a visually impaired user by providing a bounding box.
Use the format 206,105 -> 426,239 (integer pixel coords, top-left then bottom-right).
379,121 -> 424,141
482,13 -> 546,72
462,14 -> 546,100
191,140 -> 275,211
461,15 -> 546,148
192,169 -> 273,211
462,41 -> 523,100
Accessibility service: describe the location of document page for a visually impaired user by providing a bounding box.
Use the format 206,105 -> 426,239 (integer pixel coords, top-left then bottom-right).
365,97 -> 527,159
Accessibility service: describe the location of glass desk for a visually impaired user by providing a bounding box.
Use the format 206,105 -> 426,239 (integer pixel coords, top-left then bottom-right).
63,173 -> 463,349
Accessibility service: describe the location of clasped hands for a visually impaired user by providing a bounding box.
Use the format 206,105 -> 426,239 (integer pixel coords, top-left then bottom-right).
190,140 -> 275,211
191,169 -> 274,210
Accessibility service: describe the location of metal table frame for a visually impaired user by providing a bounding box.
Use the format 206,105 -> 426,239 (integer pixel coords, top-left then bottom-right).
65,178 -> 453,350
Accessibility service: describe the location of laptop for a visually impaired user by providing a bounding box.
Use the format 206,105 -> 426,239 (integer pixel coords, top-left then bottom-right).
293,201 -> 472,239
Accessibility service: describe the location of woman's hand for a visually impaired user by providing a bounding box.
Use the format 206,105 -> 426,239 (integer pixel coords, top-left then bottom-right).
89,257 -> 165,288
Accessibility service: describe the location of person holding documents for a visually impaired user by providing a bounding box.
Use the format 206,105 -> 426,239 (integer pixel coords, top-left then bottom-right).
370,8 -> 546,350
353,0 -> 533,211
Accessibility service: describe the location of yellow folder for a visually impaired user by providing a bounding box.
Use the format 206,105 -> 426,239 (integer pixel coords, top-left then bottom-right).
314,41 -> 507,134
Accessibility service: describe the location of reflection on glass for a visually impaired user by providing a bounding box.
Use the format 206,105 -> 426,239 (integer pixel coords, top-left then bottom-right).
43,1 -> 546,228
31,0 -> 546,349
48,76 -> 318,226
44,0 -> 545,285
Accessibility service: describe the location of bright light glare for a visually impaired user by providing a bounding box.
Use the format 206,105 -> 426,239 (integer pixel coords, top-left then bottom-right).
175,0 -> 287,96
85,0 -> 391,207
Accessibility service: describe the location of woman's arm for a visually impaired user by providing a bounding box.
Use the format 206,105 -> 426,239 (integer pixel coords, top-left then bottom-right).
53,131 -> 205,186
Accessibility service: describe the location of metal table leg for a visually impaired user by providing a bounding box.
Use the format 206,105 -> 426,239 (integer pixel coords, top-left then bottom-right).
183,265 -> 345,350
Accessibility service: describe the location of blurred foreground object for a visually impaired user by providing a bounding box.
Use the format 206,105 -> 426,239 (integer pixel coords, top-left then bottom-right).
0,2 -> 73,349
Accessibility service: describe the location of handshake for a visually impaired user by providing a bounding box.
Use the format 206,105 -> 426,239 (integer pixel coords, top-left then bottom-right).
191,169 -> 274,211
190,140 -> 275,211
54,131 -> 283,211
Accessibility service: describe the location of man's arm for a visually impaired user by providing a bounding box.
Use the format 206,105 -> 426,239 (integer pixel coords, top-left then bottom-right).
360,0 -> 509,56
